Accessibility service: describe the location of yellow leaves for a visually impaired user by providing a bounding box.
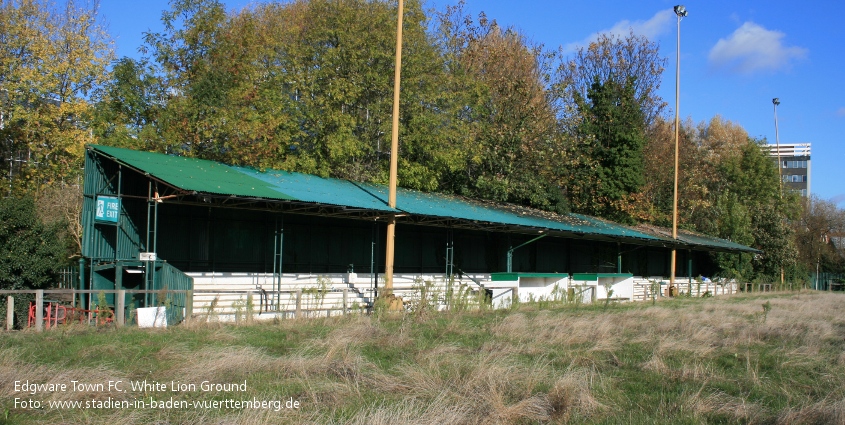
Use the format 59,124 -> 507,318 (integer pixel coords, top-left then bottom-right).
1,0 -> 112,193
697,115 -> 749,160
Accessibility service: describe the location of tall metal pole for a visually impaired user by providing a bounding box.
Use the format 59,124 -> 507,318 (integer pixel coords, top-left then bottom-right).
670,5 -> 687,295
773,98 -> 785,288
773,99 -> 783,192
384,0 -> 404,295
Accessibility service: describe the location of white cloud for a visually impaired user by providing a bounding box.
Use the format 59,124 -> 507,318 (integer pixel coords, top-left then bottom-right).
708,22 -> 807,74
563,10 -> 674,53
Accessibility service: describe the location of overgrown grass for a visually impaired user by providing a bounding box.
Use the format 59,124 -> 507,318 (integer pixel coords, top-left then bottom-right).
2,292 -> 845,424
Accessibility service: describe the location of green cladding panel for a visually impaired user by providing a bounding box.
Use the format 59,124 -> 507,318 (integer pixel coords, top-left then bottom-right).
82,150 -> 145,261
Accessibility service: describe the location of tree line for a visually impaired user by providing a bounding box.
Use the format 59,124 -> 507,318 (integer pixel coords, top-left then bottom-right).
1,0 -> 843,289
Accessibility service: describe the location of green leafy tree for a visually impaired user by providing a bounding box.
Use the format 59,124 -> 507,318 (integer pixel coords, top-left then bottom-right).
711,192 -> 754,280
92,57 -> 167,151
557,30 -> 666,221
0,195 -> 66,328
0,195 -> 65,290
142,0 -> 231,159
570,76 -> 646,223
715,139 -> 799,281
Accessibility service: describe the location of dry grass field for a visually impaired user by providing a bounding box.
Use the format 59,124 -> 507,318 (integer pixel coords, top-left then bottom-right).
2,291 -> 845,424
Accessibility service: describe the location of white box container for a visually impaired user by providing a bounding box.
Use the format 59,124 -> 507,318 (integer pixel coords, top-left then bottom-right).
137,306 -> 167,328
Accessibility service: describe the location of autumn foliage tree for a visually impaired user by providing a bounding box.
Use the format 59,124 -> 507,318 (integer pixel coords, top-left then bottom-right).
137,0 -> 462,192
0,0 -> 112,192
435,5 -> 564,210
793,197 -> 845,275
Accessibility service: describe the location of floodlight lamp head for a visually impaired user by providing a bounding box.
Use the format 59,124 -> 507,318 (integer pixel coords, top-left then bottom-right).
674,5 -> 687,17
773,98 -> 780,106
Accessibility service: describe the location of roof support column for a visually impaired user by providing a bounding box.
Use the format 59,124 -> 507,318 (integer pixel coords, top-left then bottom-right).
273,215 -> 284,310
446,230 -> 454,278
145,181 -> 153,306
688,250 -> 692,285
149,189 -> 159,307
507,234 -> 547,273
617,243 -> 622,274
116,165 -> 122,263
371,221 -> 377,298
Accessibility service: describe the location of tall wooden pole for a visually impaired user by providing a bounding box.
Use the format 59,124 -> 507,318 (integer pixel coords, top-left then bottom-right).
384,0 -> 404,295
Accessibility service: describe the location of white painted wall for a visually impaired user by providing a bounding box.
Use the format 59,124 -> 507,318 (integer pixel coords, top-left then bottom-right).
185,272 -> 742,318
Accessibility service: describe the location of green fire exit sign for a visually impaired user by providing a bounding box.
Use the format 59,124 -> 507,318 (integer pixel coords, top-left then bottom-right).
95,196 -> 120,224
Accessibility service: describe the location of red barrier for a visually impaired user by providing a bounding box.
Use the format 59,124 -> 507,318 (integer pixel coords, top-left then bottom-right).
28,303 -> 113,328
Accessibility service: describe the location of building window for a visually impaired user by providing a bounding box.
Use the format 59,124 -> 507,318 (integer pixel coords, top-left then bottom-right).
782,160 -> 809,169
783,174 -> 808,183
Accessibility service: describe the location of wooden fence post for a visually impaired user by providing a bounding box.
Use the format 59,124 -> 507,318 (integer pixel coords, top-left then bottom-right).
116,290 -> 126,326
342,289 -> 348,316
247,291 -> 254,322
35,290 -> 44,332
185,290 -> 193,324
295,289 -> 302,319
6,296 -> 13,331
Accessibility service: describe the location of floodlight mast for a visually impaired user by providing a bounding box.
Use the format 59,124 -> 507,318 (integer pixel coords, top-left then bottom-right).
772,97 -> 785,288
773,98 -> 783,193
384,0 -> 404,296
669,5 -> 686,296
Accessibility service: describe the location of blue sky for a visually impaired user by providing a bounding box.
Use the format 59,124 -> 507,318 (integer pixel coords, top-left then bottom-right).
99,0 -> 844,205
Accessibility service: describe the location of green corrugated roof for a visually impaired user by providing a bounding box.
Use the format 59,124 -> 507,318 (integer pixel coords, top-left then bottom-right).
354,183 -> 660,240
234,166 -> 397,212
91,145 -> 297,201
88,145 -> 758,253
678,231 -> 755,252
632,224 -> 760,253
